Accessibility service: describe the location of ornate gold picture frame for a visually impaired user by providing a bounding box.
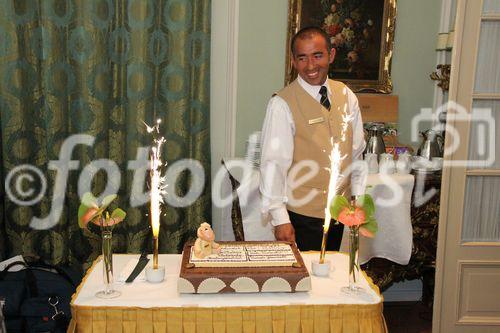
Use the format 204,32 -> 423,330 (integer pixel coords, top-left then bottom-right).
285,0 -> 396,93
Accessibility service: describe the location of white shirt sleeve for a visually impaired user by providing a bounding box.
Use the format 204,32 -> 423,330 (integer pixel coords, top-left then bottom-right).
346,88 -> 367,196
259,96 -> 295,227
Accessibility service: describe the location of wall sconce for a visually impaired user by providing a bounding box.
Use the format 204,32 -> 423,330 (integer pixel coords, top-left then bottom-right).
430,64 -> 451,91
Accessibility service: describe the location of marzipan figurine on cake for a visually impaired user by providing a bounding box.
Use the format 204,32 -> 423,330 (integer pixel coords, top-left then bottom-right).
193,222 -> 221,258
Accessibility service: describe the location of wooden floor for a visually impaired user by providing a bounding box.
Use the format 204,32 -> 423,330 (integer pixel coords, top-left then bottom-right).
384,301 -> 433,333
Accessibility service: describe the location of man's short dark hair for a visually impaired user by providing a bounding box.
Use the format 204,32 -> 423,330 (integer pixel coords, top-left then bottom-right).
291,26 -> 332,56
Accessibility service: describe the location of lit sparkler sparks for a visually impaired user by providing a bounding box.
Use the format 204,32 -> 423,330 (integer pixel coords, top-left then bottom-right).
319,111 -> 352,263
145,119 -> 168,269
323,140 -> 343,232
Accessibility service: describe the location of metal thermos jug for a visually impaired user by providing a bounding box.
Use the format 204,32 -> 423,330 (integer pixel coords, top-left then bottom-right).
417,130 -> 444,159
364,124 -> 386,157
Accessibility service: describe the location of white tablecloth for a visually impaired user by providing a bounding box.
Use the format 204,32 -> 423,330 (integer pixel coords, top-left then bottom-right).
72,253 -> 382,308
339,174 -> 415,265
221,159 -> 415,265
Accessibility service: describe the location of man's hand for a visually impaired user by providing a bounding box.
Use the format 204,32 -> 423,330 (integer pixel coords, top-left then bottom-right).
274,223 -> 296,242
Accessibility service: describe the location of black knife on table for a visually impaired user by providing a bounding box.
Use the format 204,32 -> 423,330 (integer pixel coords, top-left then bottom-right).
125,227 -> 152,283
125,250 -> 149,283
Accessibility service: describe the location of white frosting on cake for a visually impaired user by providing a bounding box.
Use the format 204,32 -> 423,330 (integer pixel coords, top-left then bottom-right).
261,277 -> 292,292
189,243 -> 297,267
197,278 -> 226,293
177,277 -> 195,293
295,277 -> 312,292
230,277 -> 259,293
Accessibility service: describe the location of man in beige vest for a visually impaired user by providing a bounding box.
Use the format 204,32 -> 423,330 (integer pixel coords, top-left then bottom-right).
260,26 -> 366,251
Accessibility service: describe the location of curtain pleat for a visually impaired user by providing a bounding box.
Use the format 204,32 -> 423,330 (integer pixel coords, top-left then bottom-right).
0,0 -> 211,267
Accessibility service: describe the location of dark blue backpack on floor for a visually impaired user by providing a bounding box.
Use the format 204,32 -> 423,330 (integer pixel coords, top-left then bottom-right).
0,258 -> 81,333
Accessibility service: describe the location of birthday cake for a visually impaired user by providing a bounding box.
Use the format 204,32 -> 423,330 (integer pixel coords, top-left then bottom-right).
178,241 -> 311,294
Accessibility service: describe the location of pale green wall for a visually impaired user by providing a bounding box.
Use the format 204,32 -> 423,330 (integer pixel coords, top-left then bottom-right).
392,0 -> 442,146
235,0 -> 288,157
235,0 -> 442,156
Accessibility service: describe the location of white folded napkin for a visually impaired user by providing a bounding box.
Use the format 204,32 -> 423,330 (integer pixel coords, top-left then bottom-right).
117,258 -> 147,283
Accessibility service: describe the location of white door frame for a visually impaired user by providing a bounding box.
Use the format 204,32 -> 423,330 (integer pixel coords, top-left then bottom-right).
210,0 -> 239,237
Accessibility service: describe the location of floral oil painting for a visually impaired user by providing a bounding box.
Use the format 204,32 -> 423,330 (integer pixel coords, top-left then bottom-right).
286,0 -> 396,93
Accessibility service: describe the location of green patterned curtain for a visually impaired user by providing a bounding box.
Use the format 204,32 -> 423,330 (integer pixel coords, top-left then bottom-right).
0,0 -> 211,268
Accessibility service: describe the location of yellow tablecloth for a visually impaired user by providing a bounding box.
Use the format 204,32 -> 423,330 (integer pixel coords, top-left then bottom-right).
69,253 -> 387,333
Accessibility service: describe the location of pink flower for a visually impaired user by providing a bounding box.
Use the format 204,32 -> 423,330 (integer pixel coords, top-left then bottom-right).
79,207 -> 98,228
78,193 -> 126,230
337,207 -> 366,227
92,216 -> 123,227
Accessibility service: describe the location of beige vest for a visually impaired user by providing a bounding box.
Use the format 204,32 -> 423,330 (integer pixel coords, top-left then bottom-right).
276,79 -> 353,219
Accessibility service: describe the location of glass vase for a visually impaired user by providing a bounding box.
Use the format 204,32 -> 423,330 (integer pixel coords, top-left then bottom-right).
341,226 -> 364,294
95,230 -> 121,298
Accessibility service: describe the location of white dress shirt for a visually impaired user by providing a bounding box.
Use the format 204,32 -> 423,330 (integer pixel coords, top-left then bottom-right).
260,76 -> 366,227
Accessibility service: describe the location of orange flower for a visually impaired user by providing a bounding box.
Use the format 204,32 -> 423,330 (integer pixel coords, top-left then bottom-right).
337,207 -> 366,227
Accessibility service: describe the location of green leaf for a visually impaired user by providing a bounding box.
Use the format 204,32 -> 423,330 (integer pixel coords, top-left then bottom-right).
77,204 -> 88,228
78,205 -> 99,229
356,194 -> 375,217
81,192 -> 97,207
363,216 -> 378,234
101,194 -> 117,210
78,193 -> 100,228
110,208 -> 126,223
329,195 -> 350,219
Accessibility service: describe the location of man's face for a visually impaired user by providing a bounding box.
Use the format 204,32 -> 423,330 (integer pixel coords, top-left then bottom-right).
292,34 -> 335,86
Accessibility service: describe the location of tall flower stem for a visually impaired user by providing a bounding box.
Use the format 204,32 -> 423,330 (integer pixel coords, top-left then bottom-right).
102,230 -> 113,291
95,229 -> 121,298
346,226 -> 362,292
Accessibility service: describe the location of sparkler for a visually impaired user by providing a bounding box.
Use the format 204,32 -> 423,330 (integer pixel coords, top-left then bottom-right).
319,111 -> 351,264
145,119 -> 167,270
